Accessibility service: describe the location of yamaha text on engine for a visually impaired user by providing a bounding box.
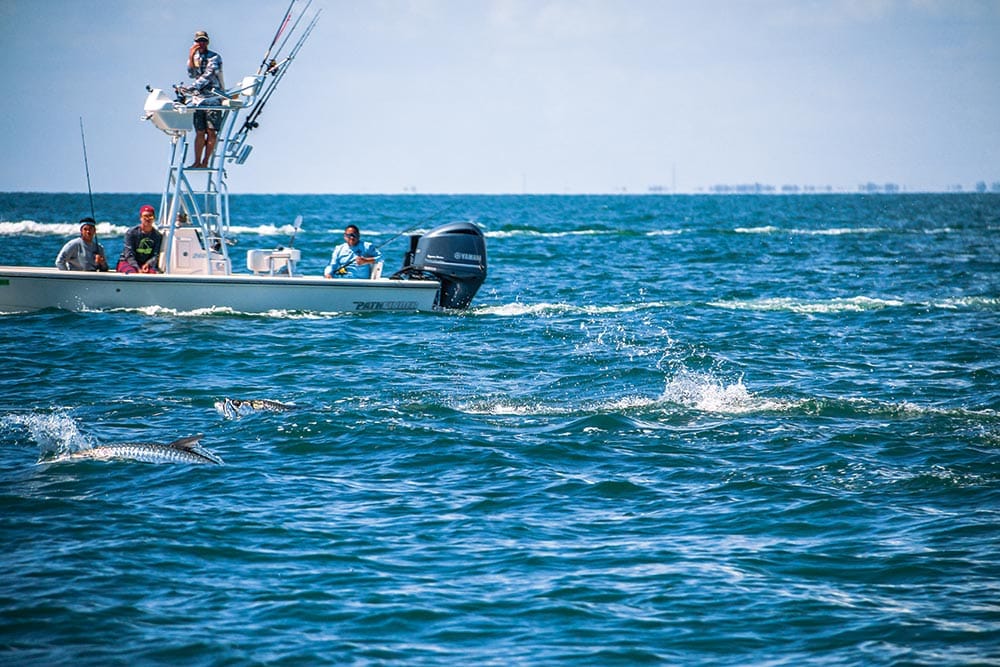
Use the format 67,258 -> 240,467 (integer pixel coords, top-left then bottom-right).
392,222 -> 487,309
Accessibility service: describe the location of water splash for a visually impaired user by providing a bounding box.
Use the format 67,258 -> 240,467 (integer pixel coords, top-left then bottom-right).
2,411 -> 93,457
659,369 -> 793,414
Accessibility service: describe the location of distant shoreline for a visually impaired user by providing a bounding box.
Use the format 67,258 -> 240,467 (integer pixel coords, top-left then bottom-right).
2,190 -> 999,197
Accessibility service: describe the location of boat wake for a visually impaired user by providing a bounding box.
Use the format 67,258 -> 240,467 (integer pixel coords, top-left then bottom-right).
473,301 -> 678,317
94,305 -> 355,319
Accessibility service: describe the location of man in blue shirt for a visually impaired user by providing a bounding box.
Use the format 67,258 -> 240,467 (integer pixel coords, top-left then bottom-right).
324,225 -> 382,279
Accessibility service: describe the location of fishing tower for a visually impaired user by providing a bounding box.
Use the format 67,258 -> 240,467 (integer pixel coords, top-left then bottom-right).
141,3 -> 319,276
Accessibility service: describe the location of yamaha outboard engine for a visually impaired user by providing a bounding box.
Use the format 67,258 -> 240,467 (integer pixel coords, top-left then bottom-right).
391,222 -> 487,309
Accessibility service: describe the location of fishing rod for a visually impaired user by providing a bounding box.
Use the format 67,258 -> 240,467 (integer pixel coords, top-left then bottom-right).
242,9 -> 320,134
79,117 -> 96,219
271,0 -> 314,65
239,9 -> 320,140
257,0 -> 296,76
375,200 -> 461,252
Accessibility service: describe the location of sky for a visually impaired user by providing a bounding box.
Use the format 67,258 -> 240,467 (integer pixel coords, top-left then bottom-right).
1,0 -> 998,194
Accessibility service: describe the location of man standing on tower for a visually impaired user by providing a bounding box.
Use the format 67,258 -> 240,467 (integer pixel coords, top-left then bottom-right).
187,30 -> 224,169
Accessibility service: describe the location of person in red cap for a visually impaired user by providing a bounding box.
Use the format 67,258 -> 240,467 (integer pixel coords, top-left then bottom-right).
116,205 -> 163,274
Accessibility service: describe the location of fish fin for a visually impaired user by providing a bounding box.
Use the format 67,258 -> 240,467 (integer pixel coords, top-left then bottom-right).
166,434 -> 205,451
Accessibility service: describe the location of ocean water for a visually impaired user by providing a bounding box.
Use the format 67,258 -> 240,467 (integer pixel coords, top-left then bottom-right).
1,192 -> 998,665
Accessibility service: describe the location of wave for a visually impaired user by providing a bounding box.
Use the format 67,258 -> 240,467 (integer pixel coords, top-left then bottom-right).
929,296 -> 1000,309
735,226 -> 890,235
0,221 -> 128,236
455,366 -> 998,421
708,296 -> 998,313
803,396 -> 999,420
473,301 -> 677,317
0,220 -> 307,238
228,224 -> 299,235
486,229 -> 608,239
457,370 -> 798,418
709,296 -> 905,313
485,229 -> 685,239
656,370 -> 798,414
58,294 -> 997,319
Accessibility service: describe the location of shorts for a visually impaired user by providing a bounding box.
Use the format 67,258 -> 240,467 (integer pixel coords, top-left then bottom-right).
116,259 -> 158,274
193,109 -> 223,132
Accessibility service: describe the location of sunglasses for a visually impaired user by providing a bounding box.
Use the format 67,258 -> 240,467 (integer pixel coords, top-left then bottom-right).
344,232 -> 359,238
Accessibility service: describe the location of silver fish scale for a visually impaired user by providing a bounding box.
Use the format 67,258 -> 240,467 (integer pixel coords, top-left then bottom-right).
52,443 -> 223,465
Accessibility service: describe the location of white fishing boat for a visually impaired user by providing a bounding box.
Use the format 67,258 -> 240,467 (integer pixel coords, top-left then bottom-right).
0,4 -> 486,315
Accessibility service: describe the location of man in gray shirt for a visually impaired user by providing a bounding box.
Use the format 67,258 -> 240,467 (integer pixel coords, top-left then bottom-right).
55,217 -> 108,271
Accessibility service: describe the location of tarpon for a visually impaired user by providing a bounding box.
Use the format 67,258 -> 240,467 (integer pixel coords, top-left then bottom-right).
216,398 -> 297,419
46,434 -> 223,465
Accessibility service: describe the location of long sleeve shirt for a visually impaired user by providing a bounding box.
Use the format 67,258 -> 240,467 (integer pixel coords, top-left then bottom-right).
325,241 -> 382,279
188,49 -> 224,94
55,237 -> 108,271
118,225 -> 163,271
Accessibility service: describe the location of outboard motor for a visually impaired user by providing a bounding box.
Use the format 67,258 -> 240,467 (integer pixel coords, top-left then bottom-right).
392,222 -> 487,309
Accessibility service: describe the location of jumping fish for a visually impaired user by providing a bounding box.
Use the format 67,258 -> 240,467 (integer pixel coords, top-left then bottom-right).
46,434 -> 223,465
216,398 -> 297,420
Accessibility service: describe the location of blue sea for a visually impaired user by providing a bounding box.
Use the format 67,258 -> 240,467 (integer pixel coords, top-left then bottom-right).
1,192 -> 998,665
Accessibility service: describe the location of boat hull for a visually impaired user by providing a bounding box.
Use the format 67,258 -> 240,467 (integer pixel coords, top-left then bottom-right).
0,267 -> 441,314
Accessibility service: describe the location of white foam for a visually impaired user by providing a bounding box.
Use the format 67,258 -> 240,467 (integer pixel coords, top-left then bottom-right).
709,296 -> 905,313
0,221 -> 127,236
734,225 -> 888,235
659,370 -> 796,414
473,301 -> 677,317
2,412 -> 92,456
95,304 -> 349,319
486,229 -> 606,239
228,224 -> 298,235
734,225 -> 782,234
792,227 -> 888,235
928,296 -> 999,309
